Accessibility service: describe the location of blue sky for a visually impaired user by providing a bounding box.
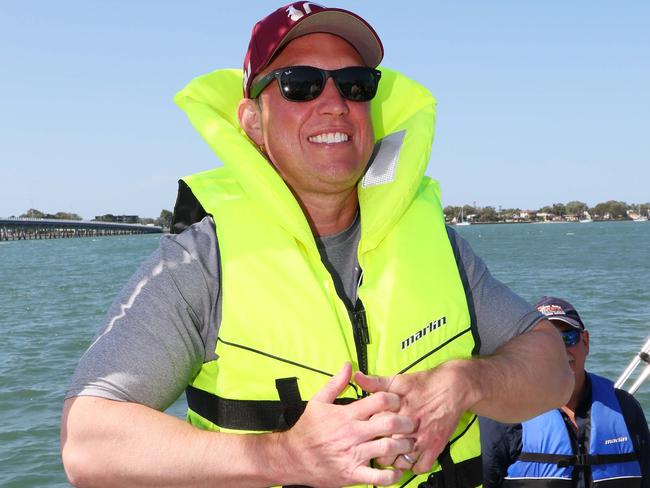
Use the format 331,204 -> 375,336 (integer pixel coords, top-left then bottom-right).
1,1 -> 648,219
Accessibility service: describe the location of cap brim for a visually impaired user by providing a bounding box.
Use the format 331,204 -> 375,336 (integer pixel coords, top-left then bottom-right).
548,316 -> 584,330
272,10 -> 383,68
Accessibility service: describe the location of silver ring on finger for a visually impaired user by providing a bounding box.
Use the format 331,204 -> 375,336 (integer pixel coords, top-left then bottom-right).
401,453 -> 417,464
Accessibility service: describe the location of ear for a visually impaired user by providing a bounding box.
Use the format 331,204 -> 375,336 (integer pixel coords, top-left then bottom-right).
238,98 -> 264,146
582,330 -> 590,354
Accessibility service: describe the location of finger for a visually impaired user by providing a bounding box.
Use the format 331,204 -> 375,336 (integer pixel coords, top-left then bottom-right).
358,436 -> 414,464
349,392 -> 402,420
412,449 -> 437,475
353,465 -> 403,487
375,433 -> 415,467
358,437 -> 413,467
354,371 -> 394,393
411,442 -> 446,474
312,362 -> 352,404
392,453 -> 417,471
356,413 -> 415,442
375,453 -> 398,467
412,433 -> 448,474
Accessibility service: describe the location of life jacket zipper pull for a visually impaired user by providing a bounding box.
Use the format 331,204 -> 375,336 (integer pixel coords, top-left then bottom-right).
353,299 -> 370,345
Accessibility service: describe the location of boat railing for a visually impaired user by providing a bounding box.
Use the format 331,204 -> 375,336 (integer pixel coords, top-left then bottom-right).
615,336 -> 650,395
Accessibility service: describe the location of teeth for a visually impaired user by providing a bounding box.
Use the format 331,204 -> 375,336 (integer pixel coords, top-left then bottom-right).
308,132 -> 349,144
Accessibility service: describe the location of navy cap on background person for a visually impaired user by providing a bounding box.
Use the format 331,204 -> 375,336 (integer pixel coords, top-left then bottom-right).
242,2 -> 384,97
535,296 -> 586,331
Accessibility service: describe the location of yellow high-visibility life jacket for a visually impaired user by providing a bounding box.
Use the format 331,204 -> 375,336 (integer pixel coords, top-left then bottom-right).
175,67 -> 482,488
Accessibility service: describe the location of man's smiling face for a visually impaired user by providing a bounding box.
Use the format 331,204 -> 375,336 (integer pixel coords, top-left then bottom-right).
254,32 -> 375,199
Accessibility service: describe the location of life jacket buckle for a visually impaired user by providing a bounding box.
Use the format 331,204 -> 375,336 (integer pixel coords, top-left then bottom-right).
574,453 -> 590,467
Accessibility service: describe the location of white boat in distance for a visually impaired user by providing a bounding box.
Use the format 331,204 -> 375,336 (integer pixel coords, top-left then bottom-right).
455,207 -> 471,226
579,211 -> 593,223
633,205 -> 648,222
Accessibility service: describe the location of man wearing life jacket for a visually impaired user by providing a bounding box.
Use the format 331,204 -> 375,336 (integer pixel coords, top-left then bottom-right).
62,3 -> 573,487
481,296 -> 649,488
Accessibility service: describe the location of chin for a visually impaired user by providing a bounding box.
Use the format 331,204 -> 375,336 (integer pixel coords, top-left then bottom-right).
315,164 -> 365,185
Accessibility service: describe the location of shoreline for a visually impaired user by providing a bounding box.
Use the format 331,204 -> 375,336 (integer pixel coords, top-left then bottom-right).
450,219 -> 643,226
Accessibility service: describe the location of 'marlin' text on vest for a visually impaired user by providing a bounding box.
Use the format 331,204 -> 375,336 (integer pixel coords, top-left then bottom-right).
401,316 -> 447,350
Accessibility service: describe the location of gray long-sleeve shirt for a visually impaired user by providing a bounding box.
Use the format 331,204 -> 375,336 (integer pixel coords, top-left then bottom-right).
66,216 -> 544,411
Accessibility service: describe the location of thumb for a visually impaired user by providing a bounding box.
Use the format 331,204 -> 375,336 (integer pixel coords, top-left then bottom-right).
354,371 -> 394,393
312,362 -> 352,404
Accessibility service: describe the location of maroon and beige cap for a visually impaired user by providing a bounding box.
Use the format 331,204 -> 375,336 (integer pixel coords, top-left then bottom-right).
242,2 -> 384,97
535,296 -> 586,331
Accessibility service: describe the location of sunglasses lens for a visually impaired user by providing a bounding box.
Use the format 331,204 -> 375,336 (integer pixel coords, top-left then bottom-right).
279,67 -> 325,101
335,67 -> 380,101
561,330 -> 580,347
277,67 -> 380,102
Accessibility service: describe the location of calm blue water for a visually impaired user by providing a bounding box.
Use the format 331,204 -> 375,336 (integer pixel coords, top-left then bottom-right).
0,222 -> 648,486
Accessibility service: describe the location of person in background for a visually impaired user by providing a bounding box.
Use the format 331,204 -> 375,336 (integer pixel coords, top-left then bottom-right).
481,295 -> 650,487
60,3 -> 573,487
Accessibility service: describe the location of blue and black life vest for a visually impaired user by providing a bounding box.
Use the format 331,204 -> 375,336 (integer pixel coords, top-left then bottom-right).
504,373 -> 642,487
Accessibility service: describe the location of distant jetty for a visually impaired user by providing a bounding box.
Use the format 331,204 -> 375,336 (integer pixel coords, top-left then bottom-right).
0,218 -> 163,241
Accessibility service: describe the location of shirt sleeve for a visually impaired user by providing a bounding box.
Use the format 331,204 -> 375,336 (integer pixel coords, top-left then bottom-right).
447,226 -> 545,355
65,217 -> 220,411
616,389 -> 650,487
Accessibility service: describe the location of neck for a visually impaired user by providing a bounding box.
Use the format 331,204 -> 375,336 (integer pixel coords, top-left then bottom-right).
563,371 -> 587,423
295,187 -> 359,236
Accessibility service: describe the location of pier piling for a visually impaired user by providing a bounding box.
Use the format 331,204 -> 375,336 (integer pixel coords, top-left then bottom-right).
0,219 -> 163,241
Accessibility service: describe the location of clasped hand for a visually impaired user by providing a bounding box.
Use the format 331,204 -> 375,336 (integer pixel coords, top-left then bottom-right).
283,363 -> 415,487
355,361 -> 471,475
285,361 -> 471,486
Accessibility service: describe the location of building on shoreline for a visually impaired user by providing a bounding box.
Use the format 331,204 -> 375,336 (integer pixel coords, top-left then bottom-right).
94,214 -> 140,224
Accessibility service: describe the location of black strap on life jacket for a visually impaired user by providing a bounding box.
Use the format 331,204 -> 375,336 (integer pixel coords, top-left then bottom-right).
275,377 -> 306,429
517,451 -> 639,467
187,379 -> 353,488
185,384 -> 290,431
503,478 -> 572,488
504,451 -> 643,488
413,446 -> 482,488
275,378 -> 311,488
185,383 -> 355,431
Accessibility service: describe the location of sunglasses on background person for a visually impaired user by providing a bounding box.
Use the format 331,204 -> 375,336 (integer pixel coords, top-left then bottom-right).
561,329 -> 582,348
250,65 -> 382,102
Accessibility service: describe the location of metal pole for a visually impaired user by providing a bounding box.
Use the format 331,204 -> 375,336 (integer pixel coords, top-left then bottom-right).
628,364 -> 650,395
615,335 -> 650,392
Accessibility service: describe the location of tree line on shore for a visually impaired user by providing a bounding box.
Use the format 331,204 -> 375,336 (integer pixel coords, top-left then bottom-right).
15,208 -> 173,229
12,201 -> 650,227
444,200 -> 650,223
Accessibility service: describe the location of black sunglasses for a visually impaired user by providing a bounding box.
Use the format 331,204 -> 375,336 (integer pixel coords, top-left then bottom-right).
560,329 -> 582,347
249,65 -> 381,102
